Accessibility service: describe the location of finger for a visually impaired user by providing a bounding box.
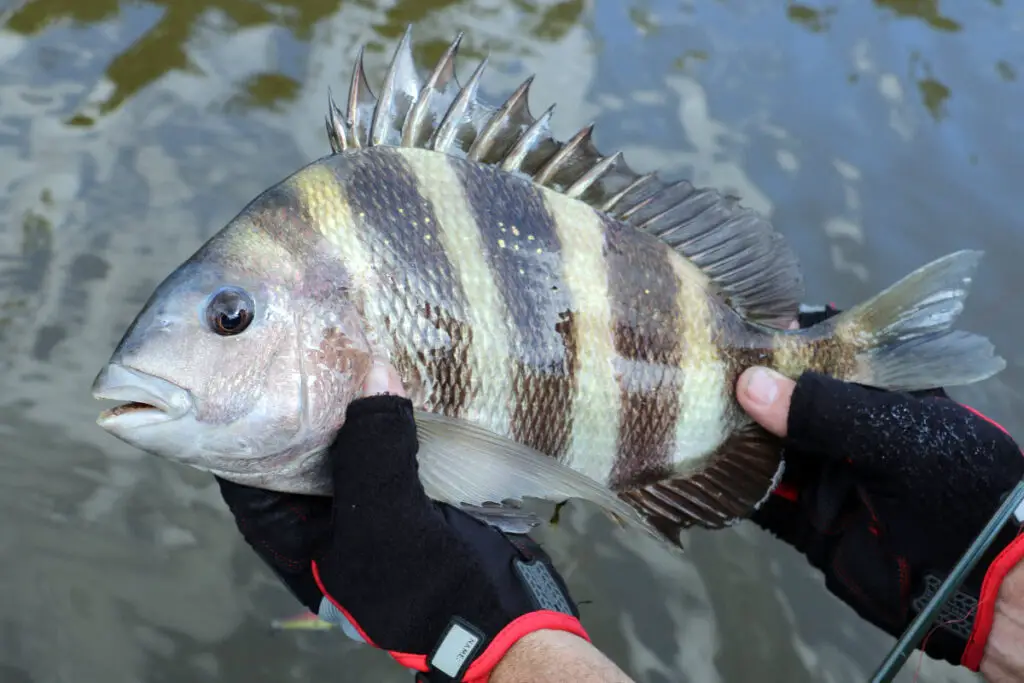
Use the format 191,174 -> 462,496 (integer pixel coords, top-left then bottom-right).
363,360 -> 407,397
328,393 -> 430,529
736,367 -> 796,438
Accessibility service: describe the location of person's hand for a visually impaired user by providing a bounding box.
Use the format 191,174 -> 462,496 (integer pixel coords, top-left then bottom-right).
981,563 -> 1024,682
736,305 -> 1024,675
217,363 -> 589,682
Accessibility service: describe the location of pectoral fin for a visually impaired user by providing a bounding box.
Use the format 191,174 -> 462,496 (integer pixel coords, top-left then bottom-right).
454,502 -> 542,535
412,411 -> 659,539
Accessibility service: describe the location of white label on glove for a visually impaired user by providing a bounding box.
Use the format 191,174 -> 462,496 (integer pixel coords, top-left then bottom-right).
431,621 -> 483,678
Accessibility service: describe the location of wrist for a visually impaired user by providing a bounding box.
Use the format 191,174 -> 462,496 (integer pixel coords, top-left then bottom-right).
978,556 -> 1024,682
488,628 -> 632,683
964,533 -> 1024,670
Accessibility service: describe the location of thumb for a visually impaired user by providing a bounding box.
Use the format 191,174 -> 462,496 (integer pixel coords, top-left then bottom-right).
736,367 -> 796,437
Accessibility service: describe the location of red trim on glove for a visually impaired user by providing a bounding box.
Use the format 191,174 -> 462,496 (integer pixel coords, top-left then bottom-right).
962,533 -> 1024,670
460,611 -> 591,682
312,561 -> 431,671
773,481 -> 799,502
954,403 -> 1023,671
312,560 -> 591,681
311,561 -> 381,647
959,403 -> 1012,438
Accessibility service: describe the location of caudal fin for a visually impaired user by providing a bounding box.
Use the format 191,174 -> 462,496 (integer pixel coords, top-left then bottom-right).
808,250 -> 1005,392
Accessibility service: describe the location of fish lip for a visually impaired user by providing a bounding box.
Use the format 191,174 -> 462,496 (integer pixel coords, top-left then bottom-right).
92,363 -> 193,427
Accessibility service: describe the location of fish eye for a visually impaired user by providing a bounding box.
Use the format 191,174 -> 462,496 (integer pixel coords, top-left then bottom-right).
205,287 -> 255,336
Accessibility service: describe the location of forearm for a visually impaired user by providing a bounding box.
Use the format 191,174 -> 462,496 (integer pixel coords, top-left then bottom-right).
980,560 -> 1024,682
490,630 -> 635,683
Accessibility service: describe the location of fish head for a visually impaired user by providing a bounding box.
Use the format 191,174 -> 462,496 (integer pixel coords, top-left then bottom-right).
91,191 -> 375,494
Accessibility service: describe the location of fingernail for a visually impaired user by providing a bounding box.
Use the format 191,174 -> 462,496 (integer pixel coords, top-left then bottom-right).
745,367 -> 780,407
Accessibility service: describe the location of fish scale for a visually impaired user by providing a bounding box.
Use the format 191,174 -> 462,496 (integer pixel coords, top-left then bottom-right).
91,27 -> 1006,548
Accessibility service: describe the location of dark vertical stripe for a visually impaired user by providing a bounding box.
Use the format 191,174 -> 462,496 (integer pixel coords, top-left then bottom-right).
508,310 -> 578,458
327,149 -> 474,419
715,305 -> 777,401
609,387 -> 680,489
722,345 -> 776,400
449,157 -> 577,457
806,335 -> 859,377
599,215 -> 684,489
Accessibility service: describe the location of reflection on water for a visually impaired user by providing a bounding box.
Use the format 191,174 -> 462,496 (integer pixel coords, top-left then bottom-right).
4,0 -> 586,120
1,0 -> 1021,682
874,0 -> 961,32
786,5 -> 837,34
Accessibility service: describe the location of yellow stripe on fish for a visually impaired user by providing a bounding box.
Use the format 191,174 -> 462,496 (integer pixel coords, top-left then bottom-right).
539,196 -> 623,485
667,255 -> 731,471
399,149 -> 517,437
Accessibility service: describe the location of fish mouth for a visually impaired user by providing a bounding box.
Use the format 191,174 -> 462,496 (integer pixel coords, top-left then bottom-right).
92,363 -> 193,430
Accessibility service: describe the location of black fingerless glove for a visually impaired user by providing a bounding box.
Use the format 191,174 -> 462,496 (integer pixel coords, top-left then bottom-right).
752,306 -> 1024,670
220,395 -> 587,683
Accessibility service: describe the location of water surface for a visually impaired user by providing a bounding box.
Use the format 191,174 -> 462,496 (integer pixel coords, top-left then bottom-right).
1,0 -> 1021,681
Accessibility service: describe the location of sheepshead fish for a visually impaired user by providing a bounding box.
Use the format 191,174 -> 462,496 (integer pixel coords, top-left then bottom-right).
91,27 -> 1005,545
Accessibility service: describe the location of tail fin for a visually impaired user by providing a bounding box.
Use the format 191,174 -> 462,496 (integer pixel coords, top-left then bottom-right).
805,250 -> 1005,392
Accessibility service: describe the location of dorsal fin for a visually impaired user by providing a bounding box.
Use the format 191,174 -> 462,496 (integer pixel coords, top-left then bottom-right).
324,26 -> 804,326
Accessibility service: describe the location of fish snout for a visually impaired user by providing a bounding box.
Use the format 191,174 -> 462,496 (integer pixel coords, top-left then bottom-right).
92,363 -> 193,430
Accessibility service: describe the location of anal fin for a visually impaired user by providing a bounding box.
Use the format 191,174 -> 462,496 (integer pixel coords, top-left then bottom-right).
618,423 -> 785,545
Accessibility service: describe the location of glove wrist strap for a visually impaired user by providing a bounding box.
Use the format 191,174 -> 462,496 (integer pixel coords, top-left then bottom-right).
415,551 -> 586,682
415,612 -> 592,683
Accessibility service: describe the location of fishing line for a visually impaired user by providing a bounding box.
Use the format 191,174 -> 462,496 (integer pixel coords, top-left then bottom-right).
869,478 -> 1024,683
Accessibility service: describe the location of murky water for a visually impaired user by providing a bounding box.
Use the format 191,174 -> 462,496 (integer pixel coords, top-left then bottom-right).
1,1 -> 1021,681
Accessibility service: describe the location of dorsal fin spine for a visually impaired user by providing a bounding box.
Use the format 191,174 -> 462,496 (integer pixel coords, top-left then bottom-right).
468,76 -> 534,163
601,173 -> 656,213
500,104 -> 556,173
431,56 -> 488,153
534,123 -> 594,186
325,27 -> 806,326
326,88 -> 347,153
345,47 -> 372,148
566,151 -> 621,200
402,33 -> 463,148
370,27 -> 418,147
